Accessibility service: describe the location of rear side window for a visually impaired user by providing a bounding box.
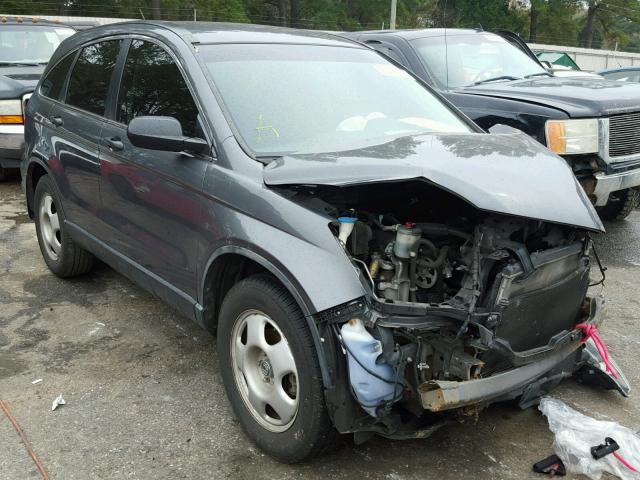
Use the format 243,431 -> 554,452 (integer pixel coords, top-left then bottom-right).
116,40 -> 199,137
66,40 -> 121,116
40,53 -> 75,100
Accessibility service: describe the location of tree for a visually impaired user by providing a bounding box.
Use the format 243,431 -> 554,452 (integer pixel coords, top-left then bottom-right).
578,0 -> 640,49
525,0 -> 582,46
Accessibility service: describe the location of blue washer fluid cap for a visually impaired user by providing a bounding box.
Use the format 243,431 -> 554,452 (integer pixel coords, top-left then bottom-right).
337,216 -> 357,223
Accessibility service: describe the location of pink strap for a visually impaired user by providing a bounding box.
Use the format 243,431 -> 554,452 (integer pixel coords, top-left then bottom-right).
575,323 -> 618,379
613,452 -> 639,474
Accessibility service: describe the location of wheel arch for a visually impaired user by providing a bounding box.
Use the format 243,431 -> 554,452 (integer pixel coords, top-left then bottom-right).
199,244 -> 333,386
25,157 -> 53,218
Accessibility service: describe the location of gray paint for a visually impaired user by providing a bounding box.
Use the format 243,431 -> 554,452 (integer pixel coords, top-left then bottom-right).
264,132 -> 604,232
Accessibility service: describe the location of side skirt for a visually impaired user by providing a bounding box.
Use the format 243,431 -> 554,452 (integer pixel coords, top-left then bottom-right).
65,221 -> 204,326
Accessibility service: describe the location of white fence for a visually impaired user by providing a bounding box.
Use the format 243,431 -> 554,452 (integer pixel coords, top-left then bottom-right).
530,43 -> 640,71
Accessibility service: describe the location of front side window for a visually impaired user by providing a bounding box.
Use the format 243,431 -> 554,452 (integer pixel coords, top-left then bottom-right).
412,33 -> 548,89
200,44 -> 471,156
0,25 -> 74,64
116,40 -> 199,137
66,40 -> 121,116
41,53 -> 75,100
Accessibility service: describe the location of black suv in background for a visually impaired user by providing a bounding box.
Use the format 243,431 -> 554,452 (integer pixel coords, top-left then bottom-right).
0,17 -> 75,180
346,29 -> 640,221
22,22 -> 627,463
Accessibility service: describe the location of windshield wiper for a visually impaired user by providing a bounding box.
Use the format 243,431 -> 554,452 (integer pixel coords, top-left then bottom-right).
525,72 -> 553,78
472,75 -> 521,86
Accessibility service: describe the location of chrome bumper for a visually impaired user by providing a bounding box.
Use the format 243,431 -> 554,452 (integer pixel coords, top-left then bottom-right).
593,168 -> 640,206
0,124 -> 24,168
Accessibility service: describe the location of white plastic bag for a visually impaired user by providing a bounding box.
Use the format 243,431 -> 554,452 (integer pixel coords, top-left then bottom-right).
539,397 -> 640,479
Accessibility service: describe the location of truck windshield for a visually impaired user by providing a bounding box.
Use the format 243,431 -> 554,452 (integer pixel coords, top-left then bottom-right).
199,43 -> 472,156
0,25 -> 74,64
412,33 -> 548,89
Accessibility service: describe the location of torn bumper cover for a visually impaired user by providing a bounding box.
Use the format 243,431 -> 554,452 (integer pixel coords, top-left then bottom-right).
419,297 -> 630,412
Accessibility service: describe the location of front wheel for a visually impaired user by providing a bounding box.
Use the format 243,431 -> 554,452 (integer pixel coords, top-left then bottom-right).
217,275 -> 337,463
596,188 -> 639,221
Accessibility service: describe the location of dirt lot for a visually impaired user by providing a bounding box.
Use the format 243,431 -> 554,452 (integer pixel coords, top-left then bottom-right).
2,179 -> 640,480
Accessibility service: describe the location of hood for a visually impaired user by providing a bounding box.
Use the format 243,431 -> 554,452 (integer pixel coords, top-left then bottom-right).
263,132 -> 604,232
0,65 -> 44,99
459,76 -> 640,117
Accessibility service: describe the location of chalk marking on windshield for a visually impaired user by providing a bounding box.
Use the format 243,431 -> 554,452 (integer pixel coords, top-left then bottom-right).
255,114 -> 280,140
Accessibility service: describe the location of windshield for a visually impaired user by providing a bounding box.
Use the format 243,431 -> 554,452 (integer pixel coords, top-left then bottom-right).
0,25 -> 74,64
412,33 -> 548,89
199,44 -> 471,156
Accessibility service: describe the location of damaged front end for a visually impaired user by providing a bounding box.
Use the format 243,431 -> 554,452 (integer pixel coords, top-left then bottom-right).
291,179 -> 630,441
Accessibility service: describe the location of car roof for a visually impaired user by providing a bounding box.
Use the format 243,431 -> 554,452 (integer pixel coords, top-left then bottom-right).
355,28 -> 489,41
62,21 -> 364,50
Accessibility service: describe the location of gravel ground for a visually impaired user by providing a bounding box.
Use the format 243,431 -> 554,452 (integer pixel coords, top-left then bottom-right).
1,179 -> 639,480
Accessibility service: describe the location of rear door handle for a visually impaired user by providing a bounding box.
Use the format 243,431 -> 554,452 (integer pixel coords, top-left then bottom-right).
50,116 -> 63,126
105,137 -> 124,151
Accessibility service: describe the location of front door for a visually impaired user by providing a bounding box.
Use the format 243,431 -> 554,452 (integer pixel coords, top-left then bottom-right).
99,39 -> 210,298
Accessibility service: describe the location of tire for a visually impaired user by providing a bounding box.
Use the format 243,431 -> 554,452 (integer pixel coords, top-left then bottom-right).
217,275 -> 337,463
596,188 -> 640,221
34,175 -> 94,277
0,166 -> 7,182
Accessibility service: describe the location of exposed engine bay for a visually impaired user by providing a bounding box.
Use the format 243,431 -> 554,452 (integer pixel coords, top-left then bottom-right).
281,180 -> 627,437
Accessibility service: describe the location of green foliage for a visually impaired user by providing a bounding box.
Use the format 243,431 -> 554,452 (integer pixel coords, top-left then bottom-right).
5,0 -> 640,52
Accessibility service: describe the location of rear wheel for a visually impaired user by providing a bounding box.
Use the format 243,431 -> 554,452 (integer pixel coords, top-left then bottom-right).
0,166 -> 7,182
217,275 -> 337,463
34,175 -> 94,277
596,188 -> 639,221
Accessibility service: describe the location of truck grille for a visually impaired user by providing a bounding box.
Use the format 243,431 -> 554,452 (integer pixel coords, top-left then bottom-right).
609,112 -> 640,158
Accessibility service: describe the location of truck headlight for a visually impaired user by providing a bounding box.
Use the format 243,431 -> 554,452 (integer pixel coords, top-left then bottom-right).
0,99 -> 23,124
545,119 -> 599,155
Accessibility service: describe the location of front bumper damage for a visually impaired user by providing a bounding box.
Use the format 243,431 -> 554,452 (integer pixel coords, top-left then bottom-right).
321,296 -> 629,442
419,297 -> 629,412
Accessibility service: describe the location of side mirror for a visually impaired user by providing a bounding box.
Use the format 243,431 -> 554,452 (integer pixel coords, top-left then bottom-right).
127,116 -> 209,154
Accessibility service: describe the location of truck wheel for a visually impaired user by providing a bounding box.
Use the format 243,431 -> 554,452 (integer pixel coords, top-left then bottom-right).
596,188 -> 639,221
217,275 -> 337,463
34,175 -> 94,277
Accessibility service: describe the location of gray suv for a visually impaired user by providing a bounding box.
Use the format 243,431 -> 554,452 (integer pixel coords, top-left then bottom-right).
22,22 -> 628,463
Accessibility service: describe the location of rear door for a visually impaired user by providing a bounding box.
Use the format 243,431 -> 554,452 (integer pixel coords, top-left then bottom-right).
47,39 -> 124,232
99,38 -> 211,298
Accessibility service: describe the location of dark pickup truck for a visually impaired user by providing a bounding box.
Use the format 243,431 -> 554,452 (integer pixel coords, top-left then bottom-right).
0,17 -> 74,180
345,28 -> 640,221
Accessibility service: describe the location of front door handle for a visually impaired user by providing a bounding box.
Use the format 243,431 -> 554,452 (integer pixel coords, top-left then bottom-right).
105,137 -> 124,151
50,116 -> 63,126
